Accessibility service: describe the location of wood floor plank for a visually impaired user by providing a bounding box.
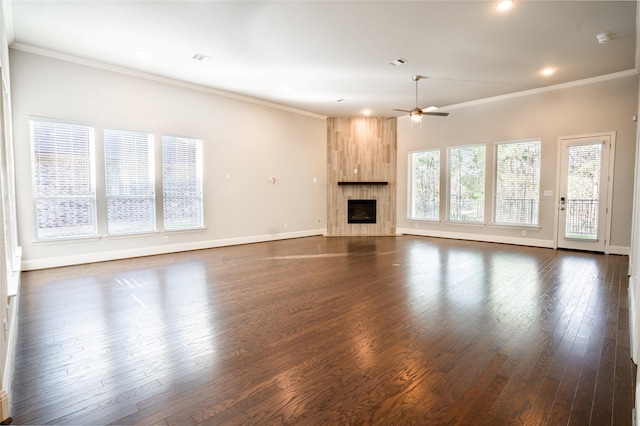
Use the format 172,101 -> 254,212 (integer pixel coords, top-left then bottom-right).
10,236 -> 634,425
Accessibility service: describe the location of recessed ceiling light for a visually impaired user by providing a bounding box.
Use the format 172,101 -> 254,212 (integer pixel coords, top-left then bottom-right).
136,49 -> 151,59
496,0 -> 514,11
363,109 -> 372,116
541,67 -> 556,76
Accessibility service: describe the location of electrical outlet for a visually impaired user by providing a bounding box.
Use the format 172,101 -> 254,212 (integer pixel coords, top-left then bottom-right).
164,235 -> 170,243
284,223 -> 288,229
521,230 -> 526,237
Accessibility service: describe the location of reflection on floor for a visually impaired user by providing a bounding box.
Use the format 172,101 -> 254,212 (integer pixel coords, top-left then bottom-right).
12,236 -> 634,425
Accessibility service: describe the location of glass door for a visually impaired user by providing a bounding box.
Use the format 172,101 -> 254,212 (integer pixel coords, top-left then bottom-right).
557,135 -> 611,252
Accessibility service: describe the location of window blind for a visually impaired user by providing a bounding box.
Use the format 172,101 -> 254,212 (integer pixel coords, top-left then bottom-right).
494,140 -> 541,225
448,145 -> 485,222
30,118 -> 97,240
162,135 -> 203,231
410,149 -> 440,221
104,128 -> 155,235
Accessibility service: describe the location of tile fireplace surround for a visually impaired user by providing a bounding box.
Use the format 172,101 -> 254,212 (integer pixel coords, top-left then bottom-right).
327,117 -> 397,236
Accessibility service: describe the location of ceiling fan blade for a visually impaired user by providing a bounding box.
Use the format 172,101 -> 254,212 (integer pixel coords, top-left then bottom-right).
392,109 -> 412,113
422,111 -> 449,117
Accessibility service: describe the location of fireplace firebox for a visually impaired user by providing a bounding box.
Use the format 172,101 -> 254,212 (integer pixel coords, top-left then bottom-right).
348,199 -> 377,224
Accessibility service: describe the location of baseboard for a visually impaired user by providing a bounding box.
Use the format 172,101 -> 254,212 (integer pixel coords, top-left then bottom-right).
0,390 -> 9,425
631,280 -> 638,363
609,245 -> 631,256
0,275 -> 19,424
21,229 -> 327,271
396,227 -> 555,249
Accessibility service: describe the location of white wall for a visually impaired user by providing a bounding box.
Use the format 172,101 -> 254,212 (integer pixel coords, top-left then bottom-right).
0,1 -> 20,421
397,74 -> 639,252
631,5 -> 640,424
10,49 -> 328,270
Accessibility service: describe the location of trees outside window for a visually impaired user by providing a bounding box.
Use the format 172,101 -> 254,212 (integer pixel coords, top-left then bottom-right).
409,149 -> 440,221
494,140 -> 541,226
448,145 -> 485,223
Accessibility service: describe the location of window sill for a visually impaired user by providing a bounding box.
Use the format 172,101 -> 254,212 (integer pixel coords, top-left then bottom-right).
407,218 -> 440,224
33,235 -> 101,245
163,227 -> 207,235
444,220 -> 486,227
105,231 -> 160,240
491,223 -> 541,230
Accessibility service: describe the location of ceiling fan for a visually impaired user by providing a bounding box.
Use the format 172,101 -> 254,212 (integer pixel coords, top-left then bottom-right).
393,75 -> 449,123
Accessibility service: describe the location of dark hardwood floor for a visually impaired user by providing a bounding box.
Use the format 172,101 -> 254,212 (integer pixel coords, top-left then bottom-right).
11,236 -> 635,425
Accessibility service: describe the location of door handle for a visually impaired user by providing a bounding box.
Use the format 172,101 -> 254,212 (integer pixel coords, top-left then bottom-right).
560,207 -> 565,211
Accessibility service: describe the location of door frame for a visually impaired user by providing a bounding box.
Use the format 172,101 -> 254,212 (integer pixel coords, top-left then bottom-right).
553,131 -> 616,253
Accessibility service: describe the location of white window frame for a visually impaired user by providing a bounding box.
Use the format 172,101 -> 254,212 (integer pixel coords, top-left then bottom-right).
104,127 -> 156,236
408,148 -> 440,221
29,117 -> 97,241
162,134 -> 204,231
447,143 -> 486,224
492,138 -> 542,227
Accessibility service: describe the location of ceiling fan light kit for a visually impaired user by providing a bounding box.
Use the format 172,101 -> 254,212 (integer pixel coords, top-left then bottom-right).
596,32 -> 611,44
393,75 -> 450,128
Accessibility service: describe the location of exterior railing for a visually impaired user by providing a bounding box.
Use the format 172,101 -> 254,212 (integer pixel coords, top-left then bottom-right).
495,198 -> 538,225
449,199 -> 484,222
565,198 -> 598,239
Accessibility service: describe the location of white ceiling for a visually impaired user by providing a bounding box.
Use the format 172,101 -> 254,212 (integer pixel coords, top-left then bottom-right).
7,1 -> 638,118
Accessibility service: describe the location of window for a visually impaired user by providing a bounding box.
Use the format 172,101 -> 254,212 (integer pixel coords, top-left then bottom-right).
448,144 -> 486,223
409,149 -> 440,220
494,140 -> 541,226
104,128 -> 155,235
30,118 -> 97,240
162,135 -> 204,231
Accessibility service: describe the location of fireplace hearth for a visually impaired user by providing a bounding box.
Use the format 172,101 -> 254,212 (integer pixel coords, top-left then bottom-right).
348,199 -> 377,224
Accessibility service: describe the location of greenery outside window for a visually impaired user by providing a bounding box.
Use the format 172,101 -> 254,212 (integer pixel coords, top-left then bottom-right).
448,144 -> 486,223
494,139 -> 541,226
408,149 -> 440,221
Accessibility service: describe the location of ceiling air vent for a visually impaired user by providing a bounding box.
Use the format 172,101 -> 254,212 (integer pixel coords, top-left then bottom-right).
388,58 -> 408,67
192,53 -> 212,62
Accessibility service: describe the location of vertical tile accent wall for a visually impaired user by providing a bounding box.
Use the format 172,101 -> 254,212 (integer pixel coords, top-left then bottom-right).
327,117 -> 397,236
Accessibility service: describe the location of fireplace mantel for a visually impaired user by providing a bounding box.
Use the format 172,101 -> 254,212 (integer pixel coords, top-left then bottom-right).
337,181 -> 388,186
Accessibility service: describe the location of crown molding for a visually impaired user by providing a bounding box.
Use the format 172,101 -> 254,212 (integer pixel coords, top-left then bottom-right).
9,42 -> 327,120
441,69 -> 639,111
